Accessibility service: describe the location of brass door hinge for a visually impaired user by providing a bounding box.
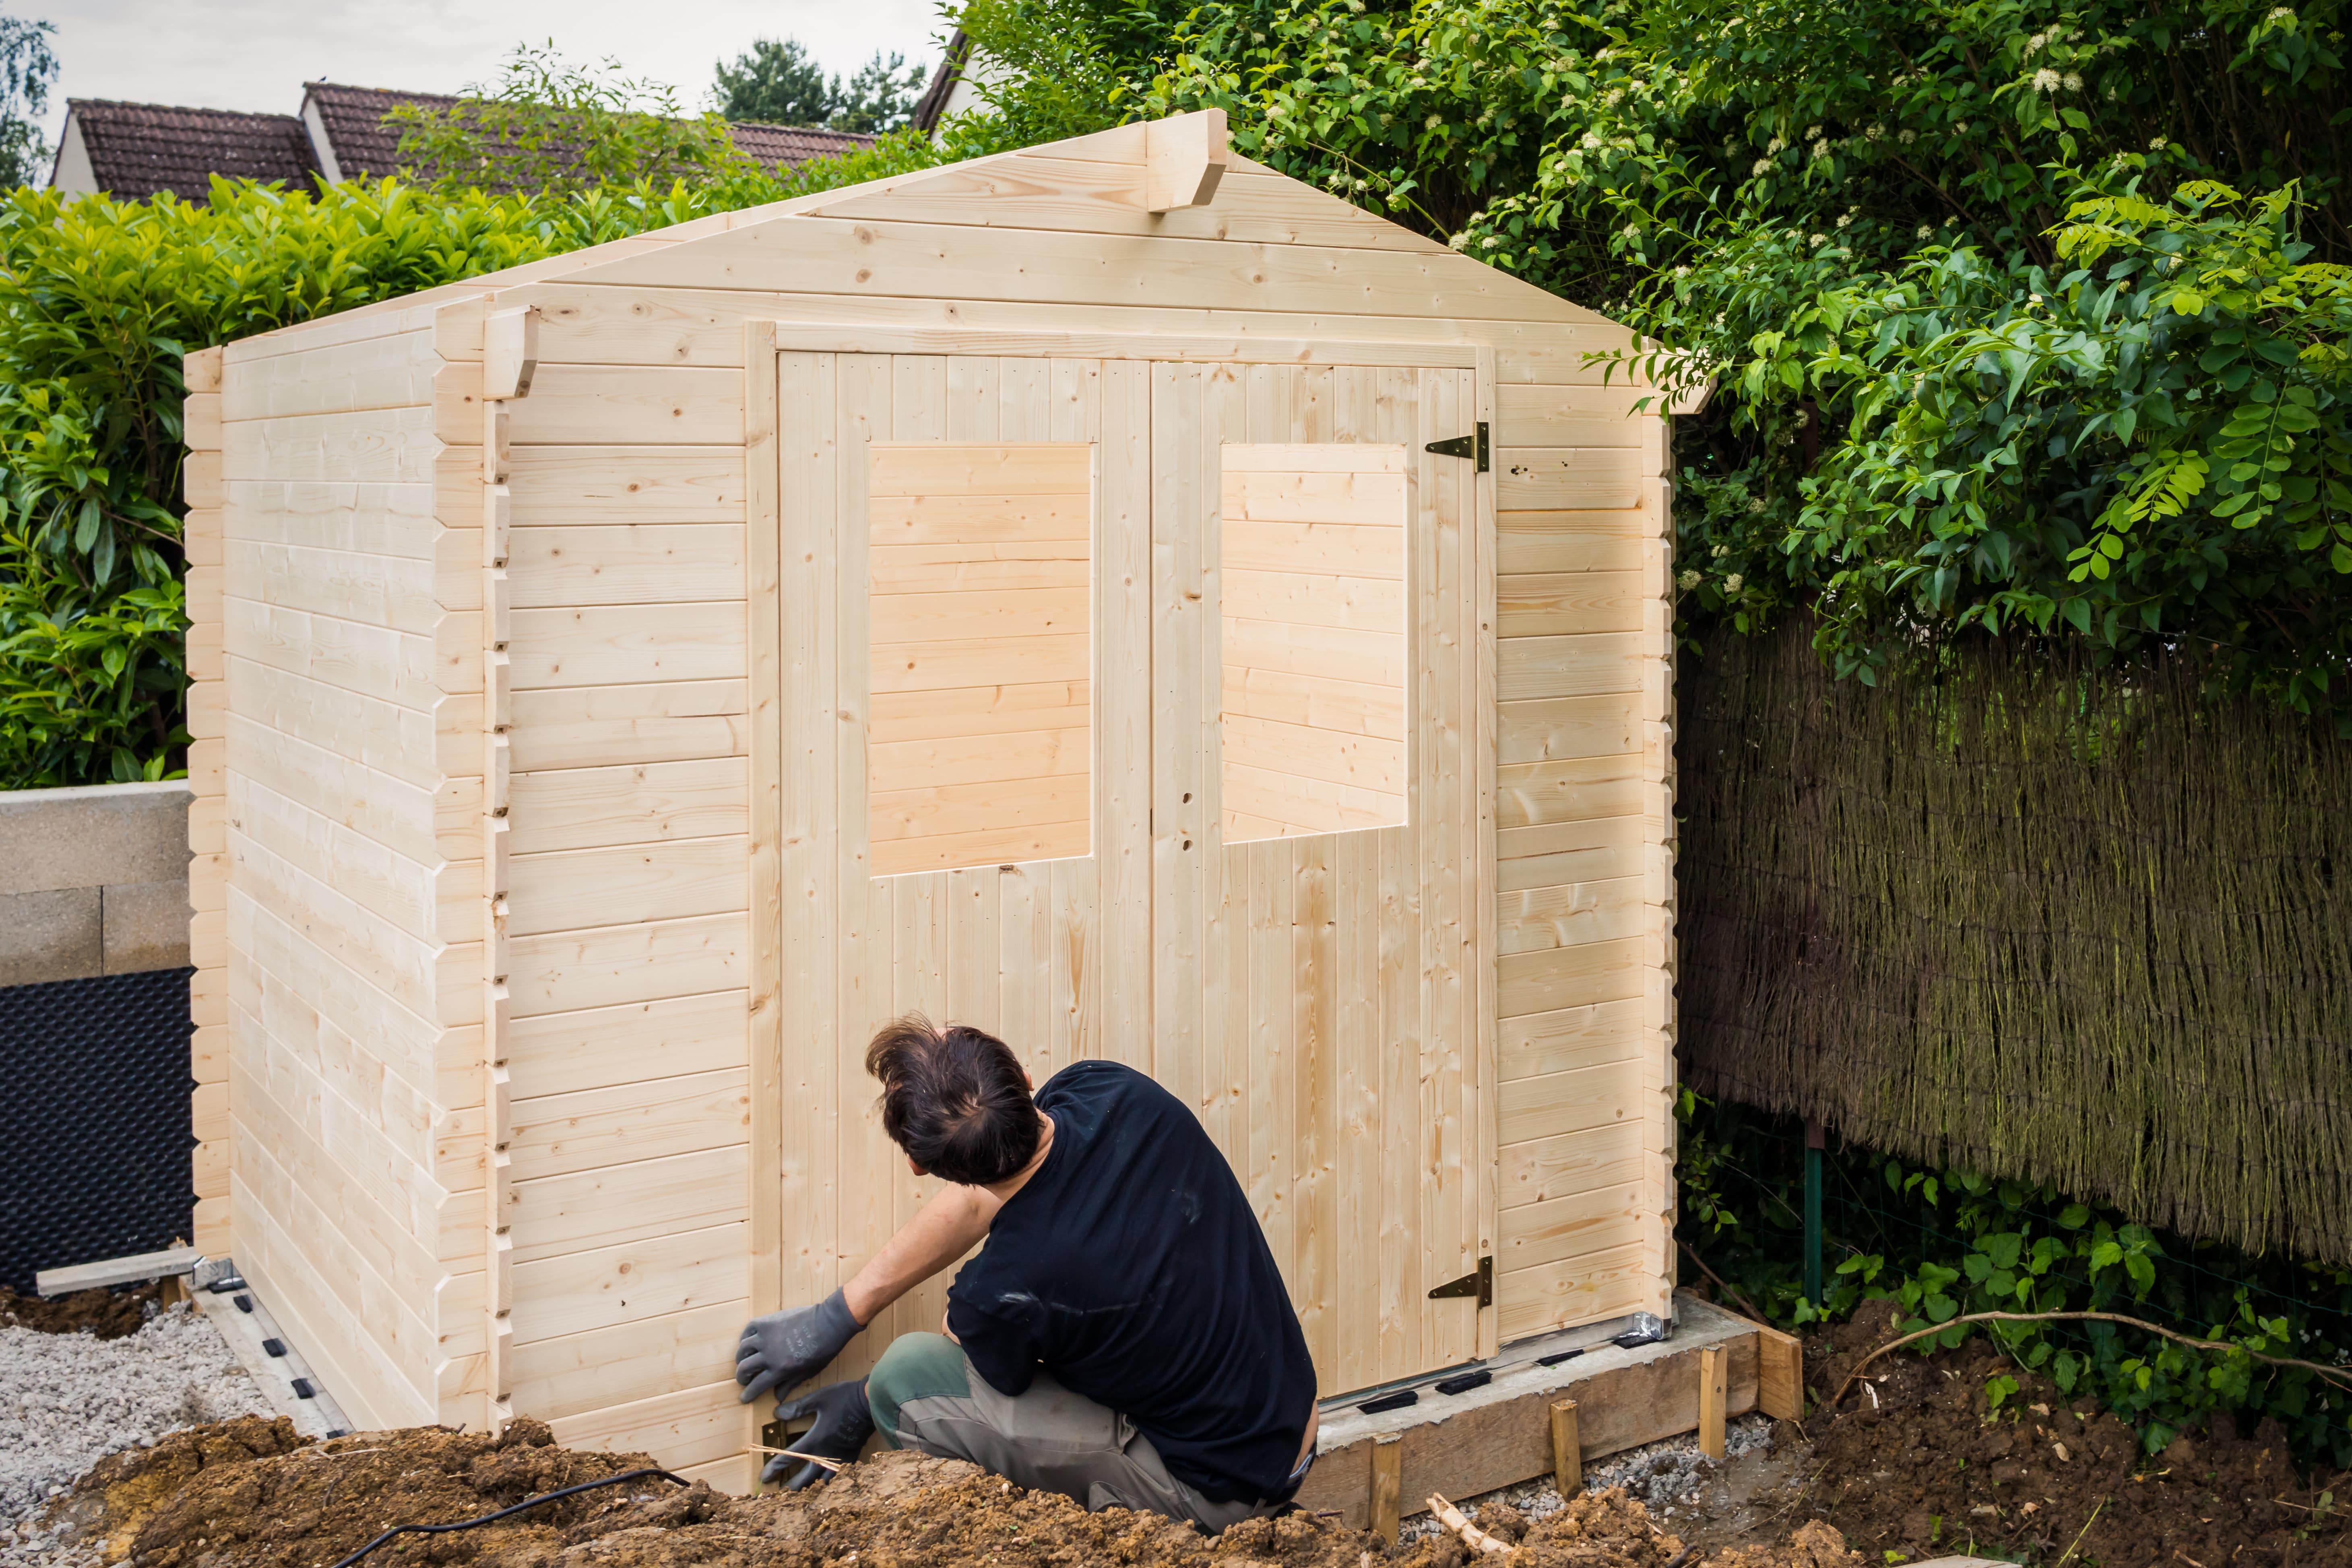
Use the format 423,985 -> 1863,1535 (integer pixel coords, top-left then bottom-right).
1427,1255 -> 1493,1307
1424,422 -> 1489,472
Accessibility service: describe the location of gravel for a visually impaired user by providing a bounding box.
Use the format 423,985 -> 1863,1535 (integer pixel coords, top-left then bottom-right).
1399,1411 -> 1780,1543
0,1300 -> 273,1566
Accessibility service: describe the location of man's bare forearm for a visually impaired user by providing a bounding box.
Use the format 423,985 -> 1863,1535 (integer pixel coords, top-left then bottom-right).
840,1182 -> 997,1326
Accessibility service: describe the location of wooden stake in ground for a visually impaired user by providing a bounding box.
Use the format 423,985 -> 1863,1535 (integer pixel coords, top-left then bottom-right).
1550,1397 -> 1581,1497
1369,1436 -> 1402,1547
1698,1345 -> 1727,1459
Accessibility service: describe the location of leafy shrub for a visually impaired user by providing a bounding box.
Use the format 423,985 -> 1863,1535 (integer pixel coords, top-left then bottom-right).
956,0 -> 2352,713
0,133 -> 944,789
1681,1093 -> 2352,1468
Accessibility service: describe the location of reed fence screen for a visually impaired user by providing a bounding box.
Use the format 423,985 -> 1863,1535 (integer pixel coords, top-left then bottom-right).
1675,619 -> 2352,1265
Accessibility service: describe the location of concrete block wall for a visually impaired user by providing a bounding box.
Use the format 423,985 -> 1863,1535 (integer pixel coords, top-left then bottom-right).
0,781 -> 194,985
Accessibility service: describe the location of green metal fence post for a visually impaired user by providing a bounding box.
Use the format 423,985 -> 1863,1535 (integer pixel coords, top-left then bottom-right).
1803,1119 -> 1825,1306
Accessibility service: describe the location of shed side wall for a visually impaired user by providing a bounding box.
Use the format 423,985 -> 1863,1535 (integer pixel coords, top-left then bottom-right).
217,322 -> 484,1429
184,347 -> 228,1254
434,308 -> 756,1492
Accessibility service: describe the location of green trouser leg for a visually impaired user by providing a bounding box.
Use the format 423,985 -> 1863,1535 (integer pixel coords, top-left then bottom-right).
866,1330 -> 974,1446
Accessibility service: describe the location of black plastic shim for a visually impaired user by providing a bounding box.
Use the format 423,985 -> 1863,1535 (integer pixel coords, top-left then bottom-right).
0,968 -> 194,1291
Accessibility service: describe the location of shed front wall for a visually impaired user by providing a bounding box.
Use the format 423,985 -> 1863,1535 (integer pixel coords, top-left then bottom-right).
208,118 -> 1674,1487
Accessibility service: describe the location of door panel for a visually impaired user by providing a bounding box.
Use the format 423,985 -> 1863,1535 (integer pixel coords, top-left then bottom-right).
1150,362 -> 1494,1397
774,347 -> 1492,1403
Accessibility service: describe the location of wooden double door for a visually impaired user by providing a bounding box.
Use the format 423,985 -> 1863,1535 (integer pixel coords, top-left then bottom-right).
759,338 -> 1496,1399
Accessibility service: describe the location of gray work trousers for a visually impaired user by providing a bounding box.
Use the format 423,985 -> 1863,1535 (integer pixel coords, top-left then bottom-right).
865,1331 -> 1287,1531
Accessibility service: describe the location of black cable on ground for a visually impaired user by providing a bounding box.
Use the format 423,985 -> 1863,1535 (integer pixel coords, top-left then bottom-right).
324,1466 -> 691,1568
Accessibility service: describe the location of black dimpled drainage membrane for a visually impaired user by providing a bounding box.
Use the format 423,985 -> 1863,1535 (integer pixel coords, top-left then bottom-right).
0,967 -> 194,1292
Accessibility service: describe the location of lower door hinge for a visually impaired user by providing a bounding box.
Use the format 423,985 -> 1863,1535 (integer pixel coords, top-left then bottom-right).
1427,1254 -> 1493,1307
1424,422 -> 1489,472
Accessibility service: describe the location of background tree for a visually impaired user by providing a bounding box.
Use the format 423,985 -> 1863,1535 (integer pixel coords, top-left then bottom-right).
713,37 -> 835,126
714,38 -> 931,133
0,6 -> 56,189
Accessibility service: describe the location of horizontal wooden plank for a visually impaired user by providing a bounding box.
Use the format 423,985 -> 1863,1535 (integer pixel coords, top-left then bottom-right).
1499,997 -> 1646,1083
868,680 -> 1089,744
870,632 -> 1087,693
1493,383 -> 1652,447
508,1299 -> 741,1421
1222,441 -> 1409,474
468,279 -> 1593,370
870,724 -> 1088,791
508,525 -> 745,609
1496,815 -> 1644,890
506,989 -> 748,1100
225,594 -> 461,712
225,653 -> 462,791
1497,571 -> 1644,637
869,490 -> 1089,545
1495,448 -> 1644,511
507,1143 -> 747,1264
1223,467 -> 1407,525
1500,1120 -> 1646,1210
807,157 -> 1448,252
508,757 -> 748,855
1222,712 -> 1405,796
1497,754 -> 1655,831
1498,632 -> 1645,702
1497,874 -> 1644,956
870,544 -> 1088,595
545,1378 -> 748,1471
1497,512 -> 1651,576
223,329 -> 438,421
870,773 -> 1089,844
869,442 -> 1091,495
512,1223 -> 748,1343
1498,936 -> 1642,1018
508,680 -> 748,772
483,447 -> 748,526
1221,665 -> 1402,740
1499,1059 -> 1643,1145
869,585 -> 1087,645
1497,1242 -> 1656,1342
1497,694 -> 1641,768
1224,617 -> 1405,689
566,214 -> 1587,325
508,1068 -> 750,1184
1222,521 -> 1404,578
1497,1182 -> 1647,1274
436,362 -> 742,446
223,406 -> 436,485
225,480 -> 438,559
1222,568 -> 1403,634
509,604 -> 746,689
507,835 -> 748,937
507,912 -> 748,1018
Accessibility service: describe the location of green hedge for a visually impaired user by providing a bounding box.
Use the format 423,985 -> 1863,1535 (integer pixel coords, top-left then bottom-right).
0,133 -> 944,789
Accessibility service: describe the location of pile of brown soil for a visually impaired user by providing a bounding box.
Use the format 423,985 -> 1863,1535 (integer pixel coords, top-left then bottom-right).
1803,1299 -> 2352,1565
39,1415 -> 1872,1568
0,1281 -> 164,1339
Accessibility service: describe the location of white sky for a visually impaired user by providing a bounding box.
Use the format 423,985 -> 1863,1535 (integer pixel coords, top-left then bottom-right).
41,0 -> 950,140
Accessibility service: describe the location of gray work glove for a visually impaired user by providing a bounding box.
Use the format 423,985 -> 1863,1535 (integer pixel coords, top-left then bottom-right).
763,1377 -> 875,1489
735,1288 -> 861,1404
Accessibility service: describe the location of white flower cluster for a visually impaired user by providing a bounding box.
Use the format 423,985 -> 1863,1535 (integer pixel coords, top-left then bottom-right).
1678,568 -> 1702,591
2032,67 -> 2063,92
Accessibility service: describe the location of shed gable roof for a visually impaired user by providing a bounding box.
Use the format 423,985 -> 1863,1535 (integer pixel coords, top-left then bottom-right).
60,99 -> 317,203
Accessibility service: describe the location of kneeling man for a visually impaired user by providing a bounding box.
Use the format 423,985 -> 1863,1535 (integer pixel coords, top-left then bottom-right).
735,1015 -> 1318,1527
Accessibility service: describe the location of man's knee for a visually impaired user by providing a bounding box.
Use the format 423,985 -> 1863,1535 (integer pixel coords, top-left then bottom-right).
866,1331 -> 972,1444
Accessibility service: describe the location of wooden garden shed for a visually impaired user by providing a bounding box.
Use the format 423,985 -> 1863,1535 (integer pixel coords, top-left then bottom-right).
180,110 -> 1683,1492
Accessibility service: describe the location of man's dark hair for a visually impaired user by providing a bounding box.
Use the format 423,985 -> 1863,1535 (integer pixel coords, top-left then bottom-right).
864,1014 -> 1040,1186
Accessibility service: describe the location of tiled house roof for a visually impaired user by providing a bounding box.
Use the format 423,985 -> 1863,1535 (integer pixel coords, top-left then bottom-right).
302,81 -> 874,184
55,100 -> 316,203
911,31 -> 973,136
50,81 -> 879,202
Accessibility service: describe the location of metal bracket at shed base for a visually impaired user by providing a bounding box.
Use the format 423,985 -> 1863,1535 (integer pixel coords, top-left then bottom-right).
1427,1255 -> 1493,1307
1425,422 -> 1489,471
